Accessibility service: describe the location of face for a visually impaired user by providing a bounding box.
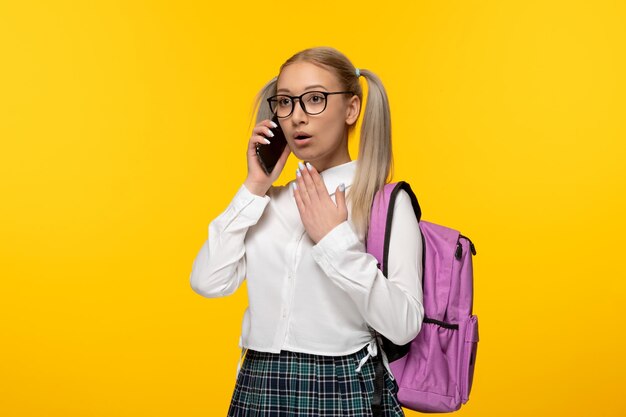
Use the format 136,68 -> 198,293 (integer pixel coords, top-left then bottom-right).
275,61 -> 360,172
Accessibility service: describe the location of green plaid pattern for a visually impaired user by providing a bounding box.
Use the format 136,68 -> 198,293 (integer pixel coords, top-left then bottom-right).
227,345 -> 404,416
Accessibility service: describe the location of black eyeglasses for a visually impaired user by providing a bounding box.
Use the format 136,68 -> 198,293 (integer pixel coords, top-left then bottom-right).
267,90 -> 355,118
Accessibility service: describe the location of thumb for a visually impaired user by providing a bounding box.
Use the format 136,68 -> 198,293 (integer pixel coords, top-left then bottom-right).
335,183 -> 347,216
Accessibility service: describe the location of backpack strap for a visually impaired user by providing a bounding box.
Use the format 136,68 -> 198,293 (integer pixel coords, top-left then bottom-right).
366,181 -> 422,275
371,352 -> 386,416
366,181 -> 422,417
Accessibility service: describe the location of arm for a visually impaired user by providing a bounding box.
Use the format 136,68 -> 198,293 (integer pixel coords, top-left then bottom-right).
189,184 -> 270,298
310,189 -> 424,345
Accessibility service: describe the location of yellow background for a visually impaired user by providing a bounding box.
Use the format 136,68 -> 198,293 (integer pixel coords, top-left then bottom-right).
1,1 -> 625,416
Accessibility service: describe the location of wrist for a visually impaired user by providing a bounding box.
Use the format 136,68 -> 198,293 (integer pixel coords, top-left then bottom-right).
243,179 -> 269,197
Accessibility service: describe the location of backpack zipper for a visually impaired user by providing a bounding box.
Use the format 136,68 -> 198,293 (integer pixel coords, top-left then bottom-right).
455,234 -> 477,260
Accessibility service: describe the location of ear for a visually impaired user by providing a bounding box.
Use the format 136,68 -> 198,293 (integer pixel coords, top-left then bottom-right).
345,95 -> 361,126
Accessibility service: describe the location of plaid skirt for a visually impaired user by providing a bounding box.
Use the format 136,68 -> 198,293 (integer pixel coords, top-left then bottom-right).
227,344 -> 404,417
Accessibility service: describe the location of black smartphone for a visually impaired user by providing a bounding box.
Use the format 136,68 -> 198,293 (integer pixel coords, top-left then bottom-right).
255,115 -> 288,175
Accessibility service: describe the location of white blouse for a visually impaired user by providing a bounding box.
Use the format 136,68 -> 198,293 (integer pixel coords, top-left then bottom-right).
190,159 -> 424,359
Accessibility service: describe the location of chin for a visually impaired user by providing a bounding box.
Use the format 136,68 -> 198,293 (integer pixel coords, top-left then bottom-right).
290,147 -> 316,160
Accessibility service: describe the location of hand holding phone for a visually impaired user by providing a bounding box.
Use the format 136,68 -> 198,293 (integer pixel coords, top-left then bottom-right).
244,116 -> 291,196
255,115 -> 288,176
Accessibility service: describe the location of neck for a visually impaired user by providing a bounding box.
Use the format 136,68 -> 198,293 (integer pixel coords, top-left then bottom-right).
314,154 -> 351,173
308,137 -> 351,172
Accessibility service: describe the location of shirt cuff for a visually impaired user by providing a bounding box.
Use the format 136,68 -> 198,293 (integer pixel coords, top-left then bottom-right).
235,183 -> 270,210
311,221 -> 363,265
216,184 -> 271,229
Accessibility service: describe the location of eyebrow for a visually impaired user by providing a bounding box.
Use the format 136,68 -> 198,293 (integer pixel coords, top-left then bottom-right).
276,84 -> 329,94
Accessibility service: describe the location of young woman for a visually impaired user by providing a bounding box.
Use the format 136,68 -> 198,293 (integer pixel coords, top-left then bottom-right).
190,46 -> 424,416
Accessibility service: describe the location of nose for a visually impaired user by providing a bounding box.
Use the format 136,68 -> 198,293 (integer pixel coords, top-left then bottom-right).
290,98 -> 308,125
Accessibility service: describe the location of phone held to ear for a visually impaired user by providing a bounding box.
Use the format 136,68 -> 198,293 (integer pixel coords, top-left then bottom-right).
255,115 -> 287,176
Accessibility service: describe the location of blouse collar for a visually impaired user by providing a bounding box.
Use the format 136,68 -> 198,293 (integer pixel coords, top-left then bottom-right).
318,159 -> 358,196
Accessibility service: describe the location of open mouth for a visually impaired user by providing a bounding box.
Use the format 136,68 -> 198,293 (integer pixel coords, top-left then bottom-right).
295,134 -> 312,141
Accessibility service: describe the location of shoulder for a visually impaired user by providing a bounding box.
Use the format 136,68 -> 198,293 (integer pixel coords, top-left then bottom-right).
395,188 -> 411,203
389,187 -> 420,233
383,186 -> 413,213
370,186 -> 415,219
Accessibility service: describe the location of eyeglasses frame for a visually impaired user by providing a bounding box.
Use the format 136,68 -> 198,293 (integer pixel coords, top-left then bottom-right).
267,90 -> 355,118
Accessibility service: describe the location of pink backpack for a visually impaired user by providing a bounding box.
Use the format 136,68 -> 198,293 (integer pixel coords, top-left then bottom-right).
366,182 -> 479,414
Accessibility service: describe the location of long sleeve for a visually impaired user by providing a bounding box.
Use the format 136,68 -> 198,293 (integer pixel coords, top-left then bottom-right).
310,189 -> 424,345
190,184 -> 270,298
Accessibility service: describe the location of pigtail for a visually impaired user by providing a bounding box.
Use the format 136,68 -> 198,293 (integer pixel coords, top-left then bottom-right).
349,69 -> 394,239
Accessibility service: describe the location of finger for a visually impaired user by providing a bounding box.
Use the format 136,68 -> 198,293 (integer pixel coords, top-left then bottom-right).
247,135 -> 272,155
335,183 -> 348,218
295,167 -> 311,206
249,118 -> 280,152
305,162 -> 329,201
256,118 -> 278,129
265,118 -> 278,127
292,182 -> 305,215
252,125 -> 275,141
299,162 -> 320,202
251,134 -> 272,146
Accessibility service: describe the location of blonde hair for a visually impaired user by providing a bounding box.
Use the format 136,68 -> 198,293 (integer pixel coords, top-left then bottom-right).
252,46 -> 394,239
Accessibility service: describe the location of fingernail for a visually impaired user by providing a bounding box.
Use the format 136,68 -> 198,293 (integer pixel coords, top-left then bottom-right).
296,169 -> 301,177
305,162 -> 312,171
266,129 -> 274,137
298,161 -> 305,170
263,138 -> 271,144
292,182 -> 298,190
270,121 -> 278,128
339,183 -> 345,192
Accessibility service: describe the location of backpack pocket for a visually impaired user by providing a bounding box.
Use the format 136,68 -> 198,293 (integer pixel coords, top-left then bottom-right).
460,314 -> 479,403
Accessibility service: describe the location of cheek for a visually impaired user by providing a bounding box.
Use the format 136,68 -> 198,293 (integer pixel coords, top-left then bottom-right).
325,113 -> 347,139
320,107 -> 342,127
